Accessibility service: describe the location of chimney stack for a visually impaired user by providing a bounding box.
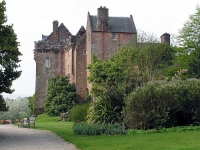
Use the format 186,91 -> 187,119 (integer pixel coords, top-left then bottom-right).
53,20 -> 58,43
53,20 -> 58,33
161,33 -> 170,45
97,6 -> 109,31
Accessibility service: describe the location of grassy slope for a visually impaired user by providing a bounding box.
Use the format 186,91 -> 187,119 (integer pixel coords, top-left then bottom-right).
35,114 -> 200,150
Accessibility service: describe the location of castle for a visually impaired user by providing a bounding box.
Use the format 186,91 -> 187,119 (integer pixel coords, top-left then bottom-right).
34,6 -> 170,115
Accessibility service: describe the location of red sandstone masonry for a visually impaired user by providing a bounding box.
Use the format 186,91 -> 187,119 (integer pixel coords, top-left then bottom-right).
34,50 -> 61,114
75,35 -> 87,101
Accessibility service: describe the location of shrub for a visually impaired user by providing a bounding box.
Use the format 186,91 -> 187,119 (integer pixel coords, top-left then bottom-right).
44,76 -> 77,116
73,122 -> 126,135
87,87 -> 125,124
87,95 -> 121,124
127,126 -> 200,135
69,103 -> 90,122
123,79 -> 200,129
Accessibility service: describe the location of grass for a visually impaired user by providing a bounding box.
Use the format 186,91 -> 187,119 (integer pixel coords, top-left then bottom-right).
35,114 -> 200,150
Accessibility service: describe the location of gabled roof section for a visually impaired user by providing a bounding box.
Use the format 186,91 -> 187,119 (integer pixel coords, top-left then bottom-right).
90,15 -> 136,33
76,26 -> 86,36
42,34 -> 48,40
59,23 -> 72,35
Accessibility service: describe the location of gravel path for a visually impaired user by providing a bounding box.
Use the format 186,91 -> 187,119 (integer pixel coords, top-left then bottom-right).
0,124 -> 79,150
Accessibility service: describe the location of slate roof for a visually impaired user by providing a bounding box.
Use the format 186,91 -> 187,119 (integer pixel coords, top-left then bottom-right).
59,23 -> 72,35
76,26 -> 86,36
42,34 -> 48,40
90,15 -> 135,33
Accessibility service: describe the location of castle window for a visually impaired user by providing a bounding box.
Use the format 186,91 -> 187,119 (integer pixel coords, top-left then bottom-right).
45,58 -> 50,68
84,51 -> 87,55
112,33 -> 116,40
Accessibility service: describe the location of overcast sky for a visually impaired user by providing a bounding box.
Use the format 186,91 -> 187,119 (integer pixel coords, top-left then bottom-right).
2,0 -> 200,99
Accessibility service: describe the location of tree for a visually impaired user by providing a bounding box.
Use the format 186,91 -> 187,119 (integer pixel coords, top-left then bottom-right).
0,97 -> 30,122
44,76 -> 78,116
0,1 -> 22,111
88,43 -> 174,97
0,95 -> 8,111
177,5 -> 200,78
29,94 -> 35,115
164,46 -> 189,79
134,43 -> 174,81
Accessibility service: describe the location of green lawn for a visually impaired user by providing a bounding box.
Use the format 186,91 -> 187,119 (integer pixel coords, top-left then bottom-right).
35,114 -> 200,150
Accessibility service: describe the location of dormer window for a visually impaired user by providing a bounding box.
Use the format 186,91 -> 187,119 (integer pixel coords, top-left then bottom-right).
46,58 -> 50,68
112,33 -> 116,40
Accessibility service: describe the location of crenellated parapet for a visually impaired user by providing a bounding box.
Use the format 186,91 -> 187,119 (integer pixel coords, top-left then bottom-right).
34,39 -> 65,51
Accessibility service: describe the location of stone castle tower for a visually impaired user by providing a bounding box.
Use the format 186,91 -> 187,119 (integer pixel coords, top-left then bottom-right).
34,6 -> 170,115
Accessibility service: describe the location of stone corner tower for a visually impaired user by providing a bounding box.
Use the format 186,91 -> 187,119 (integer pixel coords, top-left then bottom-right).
34,21 -> 71,115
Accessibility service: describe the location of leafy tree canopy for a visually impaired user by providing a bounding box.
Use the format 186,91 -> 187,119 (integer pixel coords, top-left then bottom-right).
29,94 -> 35,115
177,5 -> 200,78
0,95 -> 8,111
164,46 -> 190,79
0,97 -> 30,122
88,42 -> 175,97
0,1 -> 22,111
178,5 -> 200,51
44,76 -> 78,116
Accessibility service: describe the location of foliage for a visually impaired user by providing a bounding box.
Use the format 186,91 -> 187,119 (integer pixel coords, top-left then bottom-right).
0,0 -> 22,111
137,30 -> 159,43
188,49 -> 200,78
123,79 -> 200,129
0,95 -> 8,111
0,97 -> 30,122
86,88 -> 91,102
0,0 -> 22,94
73,122 -> 126,135
44,76 -> 78,116
87,87 -> 125,124
127,126 -> 200,135
87,35 -> 175,124
164,46 -> 190,79
88,42 -> 174,97
69,103 -> 90,122
177,5 -> 200,51
29,94 -> 35,115
177,5 -> 200,78
135,43 -> 175,81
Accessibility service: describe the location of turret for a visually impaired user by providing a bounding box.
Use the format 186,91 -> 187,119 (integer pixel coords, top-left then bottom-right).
161,33 -> 170,45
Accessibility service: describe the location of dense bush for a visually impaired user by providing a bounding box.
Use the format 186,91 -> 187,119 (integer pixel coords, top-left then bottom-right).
73,122 -> 126,135
87,87 -> 125,124
69,103 -> 90,122
29,94 -> 35,115
123,79 -> 200,129
44,76 -> 77,116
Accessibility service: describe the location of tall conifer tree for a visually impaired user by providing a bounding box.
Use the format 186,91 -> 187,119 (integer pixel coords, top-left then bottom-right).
0,0 -> 22,111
